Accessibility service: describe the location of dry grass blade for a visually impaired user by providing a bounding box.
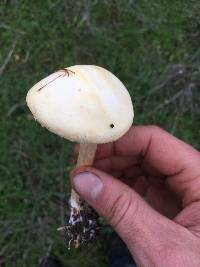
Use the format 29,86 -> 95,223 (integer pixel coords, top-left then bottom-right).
0,37 -> 18,76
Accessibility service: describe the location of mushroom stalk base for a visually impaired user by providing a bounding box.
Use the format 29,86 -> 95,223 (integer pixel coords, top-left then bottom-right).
67,143 -> 98,249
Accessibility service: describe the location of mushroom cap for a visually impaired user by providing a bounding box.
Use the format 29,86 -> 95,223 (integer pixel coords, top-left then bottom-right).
26,65 -> 134,143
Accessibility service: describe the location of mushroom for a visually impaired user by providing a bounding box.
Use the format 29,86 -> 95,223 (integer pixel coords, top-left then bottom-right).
26,65 -> 134,248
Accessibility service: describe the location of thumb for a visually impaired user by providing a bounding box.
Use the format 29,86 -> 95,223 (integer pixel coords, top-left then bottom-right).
71,168 -> 183,263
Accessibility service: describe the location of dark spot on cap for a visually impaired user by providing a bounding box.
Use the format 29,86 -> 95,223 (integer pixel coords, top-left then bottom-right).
110,124 -> 114,128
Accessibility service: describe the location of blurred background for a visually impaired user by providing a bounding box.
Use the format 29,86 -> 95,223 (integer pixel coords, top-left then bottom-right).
0,0 -> 200,266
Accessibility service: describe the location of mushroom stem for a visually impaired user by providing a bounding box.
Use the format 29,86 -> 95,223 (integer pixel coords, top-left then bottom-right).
77,143 -> 97,166
70,143 -> 97,211
67,143 -> 98,249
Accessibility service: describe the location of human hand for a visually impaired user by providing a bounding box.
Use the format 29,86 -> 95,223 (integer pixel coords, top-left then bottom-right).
71,126 -> 200,267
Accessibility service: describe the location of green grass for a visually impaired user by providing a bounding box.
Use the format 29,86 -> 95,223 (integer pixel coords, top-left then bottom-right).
0,0 -> 200,266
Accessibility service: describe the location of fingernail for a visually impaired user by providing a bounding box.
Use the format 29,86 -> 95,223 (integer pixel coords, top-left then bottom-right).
72,172 -> 103,201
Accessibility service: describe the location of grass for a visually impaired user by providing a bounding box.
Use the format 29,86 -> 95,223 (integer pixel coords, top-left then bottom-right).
0,0 -> 200,266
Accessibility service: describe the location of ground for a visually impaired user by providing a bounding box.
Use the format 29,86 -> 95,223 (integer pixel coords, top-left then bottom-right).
0,1 -> 200,266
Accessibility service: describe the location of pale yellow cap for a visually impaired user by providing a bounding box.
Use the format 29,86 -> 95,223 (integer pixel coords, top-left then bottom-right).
26,65 -> 134,143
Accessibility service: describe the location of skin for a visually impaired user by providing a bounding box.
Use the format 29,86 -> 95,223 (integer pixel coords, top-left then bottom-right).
72,126 -> 200,267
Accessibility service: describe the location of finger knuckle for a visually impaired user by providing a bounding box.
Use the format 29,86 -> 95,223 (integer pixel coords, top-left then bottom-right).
105,189 -> 135,229
148,125 -> 163,133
